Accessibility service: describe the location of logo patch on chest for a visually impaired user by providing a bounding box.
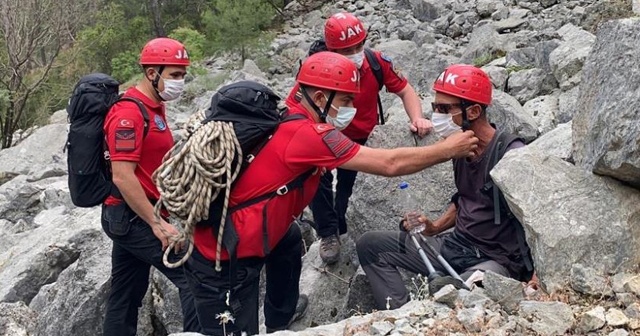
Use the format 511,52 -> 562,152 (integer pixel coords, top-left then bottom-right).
154,115 -> 167,131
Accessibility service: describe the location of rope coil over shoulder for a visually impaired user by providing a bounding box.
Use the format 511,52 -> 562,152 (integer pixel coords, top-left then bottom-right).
152,110 -> 242,271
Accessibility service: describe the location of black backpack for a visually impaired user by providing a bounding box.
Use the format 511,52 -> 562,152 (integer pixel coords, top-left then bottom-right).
196,81 -> 314,234
308,39 -> 386,125
66,73 -> 149,207
482,131 -> 534,278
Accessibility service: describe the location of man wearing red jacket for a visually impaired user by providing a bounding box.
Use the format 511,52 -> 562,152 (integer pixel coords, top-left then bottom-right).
186,51 -> 478,336
102,38 -> 201,335
286,12 -> 433,264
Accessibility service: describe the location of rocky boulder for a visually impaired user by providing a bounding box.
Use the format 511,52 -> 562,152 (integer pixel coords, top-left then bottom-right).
491,147 -> 640,292
573,18 -> 640,188
0,124 -> 68,179
548,23 -> 595,90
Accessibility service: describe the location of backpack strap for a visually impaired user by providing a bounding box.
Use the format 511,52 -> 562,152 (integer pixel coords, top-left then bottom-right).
482,130 -> 533,273
244,111 -> 307,165
485,131 -> 520,225
221,167 -> 316,310
116,96 -> 151,138
364,48 -> 386,125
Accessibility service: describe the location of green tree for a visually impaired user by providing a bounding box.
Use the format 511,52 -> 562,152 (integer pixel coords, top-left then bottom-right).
169,27 -> 207,62
75,3 -> 151,74
202,0 -> 275,62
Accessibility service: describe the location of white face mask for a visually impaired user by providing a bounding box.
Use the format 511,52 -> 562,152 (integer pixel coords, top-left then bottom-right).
317,94 -> 357,130
326,106 -> 357,130
345,51 -> 365,69
432,112 -> 462,138
159,78 -> 185,101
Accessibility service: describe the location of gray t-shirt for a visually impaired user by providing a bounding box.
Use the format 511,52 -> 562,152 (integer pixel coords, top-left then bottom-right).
452,131 -> 525,276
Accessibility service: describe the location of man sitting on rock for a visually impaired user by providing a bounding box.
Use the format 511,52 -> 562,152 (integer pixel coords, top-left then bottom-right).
356,64 -> 536,310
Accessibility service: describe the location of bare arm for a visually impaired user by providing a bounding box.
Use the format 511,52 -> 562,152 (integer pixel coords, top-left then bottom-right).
111,161 -> 158,225
396,83 -> 423,122
428,203 -> 457,235
397,84 -> 433,137
340,143 -> 449,177
339,130 -> 478,177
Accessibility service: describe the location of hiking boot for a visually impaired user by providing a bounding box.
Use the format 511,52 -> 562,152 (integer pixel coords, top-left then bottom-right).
319,234 -> 340,265
266,294 -> 309,333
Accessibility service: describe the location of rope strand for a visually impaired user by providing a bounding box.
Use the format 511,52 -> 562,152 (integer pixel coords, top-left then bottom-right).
153,110 -> 242,271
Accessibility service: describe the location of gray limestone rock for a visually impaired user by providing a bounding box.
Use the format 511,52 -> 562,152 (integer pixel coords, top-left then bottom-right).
483,270 -> 524,313
518,301 -> 575,336
491,148 -> 640,292
573,18 -> 640,188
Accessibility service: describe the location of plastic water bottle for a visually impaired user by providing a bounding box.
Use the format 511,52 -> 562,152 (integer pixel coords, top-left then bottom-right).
398,181 -> 424,234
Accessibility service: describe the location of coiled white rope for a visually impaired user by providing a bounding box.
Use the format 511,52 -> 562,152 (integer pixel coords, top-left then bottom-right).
153,110 -> 242,271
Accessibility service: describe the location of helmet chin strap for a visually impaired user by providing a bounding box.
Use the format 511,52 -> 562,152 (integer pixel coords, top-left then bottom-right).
460,101 -> 472,131
150,65 -> 166,101
300,86 -> 336,122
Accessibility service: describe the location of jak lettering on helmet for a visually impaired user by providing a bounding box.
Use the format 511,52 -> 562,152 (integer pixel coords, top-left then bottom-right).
175,49 -> 189,60
437,72 -> 459,85
339,24 -> 363,41
351,70 -> 359,83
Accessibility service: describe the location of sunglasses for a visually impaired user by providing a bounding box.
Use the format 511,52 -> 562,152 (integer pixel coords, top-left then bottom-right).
431,102 -> 467,114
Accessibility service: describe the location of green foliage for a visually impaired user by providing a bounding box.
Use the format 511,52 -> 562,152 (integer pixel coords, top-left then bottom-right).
202,0 -> 276,61
0,0 -> 285,146
251,31 -> 277,72
506,65 -> 534,74
169,27 -> 208,62
74,3 -> 129,73
111,51 -> 141,83
472,50 -> 507,67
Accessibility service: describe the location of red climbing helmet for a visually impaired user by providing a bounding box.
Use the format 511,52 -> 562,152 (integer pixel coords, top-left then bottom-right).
324,12 -> 367,50
433,64 -> 492,105
139,37 -> 190,66
296,51 -> 360,93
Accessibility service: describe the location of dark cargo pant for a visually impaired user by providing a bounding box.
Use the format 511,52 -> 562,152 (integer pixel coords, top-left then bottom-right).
310,138 -> 368,238
101,203 -> 201,336
356,230 -> 509,310
184,224 -> 302,336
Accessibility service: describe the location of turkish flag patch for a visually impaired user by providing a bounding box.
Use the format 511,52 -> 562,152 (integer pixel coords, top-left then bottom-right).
313,123 -> 333,134
322,129 -> 354,158
115,128 -> 136,152
118,118 -> 134,128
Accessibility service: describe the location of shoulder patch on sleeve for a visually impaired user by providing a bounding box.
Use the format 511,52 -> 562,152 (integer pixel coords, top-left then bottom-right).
118,118 -> 134,128
380,53 -> 393,63
115,129 -> 136,152
392,64 -> 405,80
313,123 -> 335,134
322,129 -> 355,158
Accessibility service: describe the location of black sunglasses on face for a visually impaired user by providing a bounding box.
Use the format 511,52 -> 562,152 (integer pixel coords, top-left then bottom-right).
431,102 -> 466,114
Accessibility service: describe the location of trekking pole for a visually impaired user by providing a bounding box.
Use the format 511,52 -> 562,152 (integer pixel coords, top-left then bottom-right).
417,234 -> 466,284
410,233 -> 437,275
409,233 -> 470,294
